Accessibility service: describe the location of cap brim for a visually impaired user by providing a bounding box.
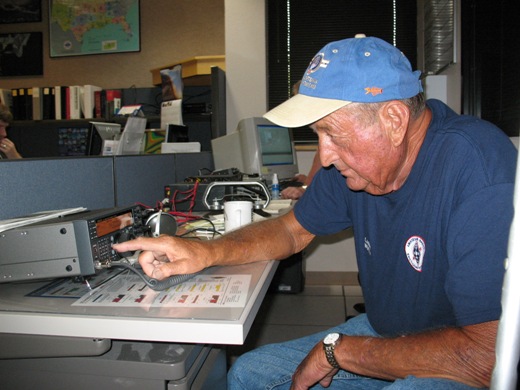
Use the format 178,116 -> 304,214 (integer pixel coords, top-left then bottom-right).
263,94 -> 352,128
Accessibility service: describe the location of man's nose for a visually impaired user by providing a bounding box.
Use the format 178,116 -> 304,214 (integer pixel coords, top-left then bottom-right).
318,137 -> 338,167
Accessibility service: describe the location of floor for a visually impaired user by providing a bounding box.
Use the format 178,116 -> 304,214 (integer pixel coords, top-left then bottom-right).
227,272 -> 365,365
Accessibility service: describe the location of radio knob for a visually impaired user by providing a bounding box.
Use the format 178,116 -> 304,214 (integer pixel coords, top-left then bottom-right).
114,231 -> 136,258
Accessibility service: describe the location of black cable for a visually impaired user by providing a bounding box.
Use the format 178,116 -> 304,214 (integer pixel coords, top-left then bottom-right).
179,227 -> 223,239
177,216 -> 221,238
110,262 -> 197,291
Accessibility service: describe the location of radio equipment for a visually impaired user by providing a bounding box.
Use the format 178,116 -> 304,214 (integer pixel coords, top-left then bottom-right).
0,205 -> 147,283
203,181 -> 271,210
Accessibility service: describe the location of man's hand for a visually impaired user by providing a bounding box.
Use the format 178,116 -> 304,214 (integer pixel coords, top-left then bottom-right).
290,320 -> 498,389
112,235 -> 209,280
290,342 -> 339,390
0,138 -> 22,159
281,186 -> 306,200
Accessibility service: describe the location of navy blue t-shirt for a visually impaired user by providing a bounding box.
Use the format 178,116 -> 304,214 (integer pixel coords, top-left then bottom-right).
294,99 -> 517,336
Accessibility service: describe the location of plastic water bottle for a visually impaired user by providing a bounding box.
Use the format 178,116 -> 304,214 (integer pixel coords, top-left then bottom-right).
271,173 -> 280,200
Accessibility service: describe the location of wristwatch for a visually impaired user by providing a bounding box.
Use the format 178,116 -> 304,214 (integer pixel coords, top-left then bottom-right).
323,332 -> 342,369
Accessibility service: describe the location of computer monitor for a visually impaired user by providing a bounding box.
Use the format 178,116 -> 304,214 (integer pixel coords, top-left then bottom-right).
87,122 -> 122,156
211,117 -> 299,180
57,126 -> 90,156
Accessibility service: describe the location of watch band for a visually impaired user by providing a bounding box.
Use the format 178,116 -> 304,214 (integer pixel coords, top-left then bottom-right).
323,333 -> 341,368
324,345 -> 340,368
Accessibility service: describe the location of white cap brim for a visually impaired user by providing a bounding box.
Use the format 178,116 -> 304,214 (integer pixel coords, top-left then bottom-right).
263,94 -> 352,128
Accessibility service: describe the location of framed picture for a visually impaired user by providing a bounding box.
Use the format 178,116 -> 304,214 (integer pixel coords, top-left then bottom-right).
0,32 -> 43,76
49,0 -> 140,57
0,1 -> 42,24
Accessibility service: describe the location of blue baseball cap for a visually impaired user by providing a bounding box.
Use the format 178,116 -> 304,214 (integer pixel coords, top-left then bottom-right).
264,34 -> 423,128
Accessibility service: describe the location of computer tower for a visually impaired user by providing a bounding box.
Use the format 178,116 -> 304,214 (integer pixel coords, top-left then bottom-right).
269,251 -> 305,294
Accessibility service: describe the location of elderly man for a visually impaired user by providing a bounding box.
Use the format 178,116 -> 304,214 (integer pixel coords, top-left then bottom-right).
0,104 -> 22,159
114,35 -> 517,389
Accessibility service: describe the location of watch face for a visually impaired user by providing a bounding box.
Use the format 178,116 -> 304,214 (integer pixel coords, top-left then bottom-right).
324,333 -> 340,344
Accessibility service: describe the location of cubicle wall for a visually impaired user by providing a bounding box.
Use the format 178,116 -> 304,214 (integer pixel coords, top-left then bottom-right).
0,152 -> 214,220
0,157 -> 115,220
113,152 -> 213,207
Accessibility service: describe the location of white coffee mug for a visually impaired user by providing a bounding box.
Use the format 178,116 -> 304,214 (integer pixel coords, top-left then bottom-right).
224,201 -> 253,233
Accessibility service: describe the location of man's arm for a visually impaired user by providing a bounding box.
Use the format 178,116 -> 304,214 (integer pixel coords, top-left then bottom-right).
291,320 -> 497,389
113,210 -> 315,280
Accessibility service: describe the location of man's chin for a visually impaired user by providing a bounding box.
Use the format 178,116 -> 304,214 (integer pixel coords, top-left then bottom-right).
345,177 -> 368,192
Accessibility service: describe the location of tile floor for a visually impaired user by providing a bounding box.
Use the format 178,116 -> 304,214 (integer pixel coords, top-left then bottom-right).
227,278 -> 364,365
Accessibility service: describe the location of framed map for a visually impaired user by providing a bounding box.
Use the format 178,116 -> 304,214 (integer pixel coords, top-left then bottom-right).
49,0 -> 140,57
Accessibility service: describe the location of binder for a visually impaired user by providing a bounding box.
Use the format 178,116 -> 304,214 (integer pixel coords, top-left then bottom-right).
54,86 -> 67,120
11,89 -> 21,120
24,88 -> 33,120
81,85 -> 102,119
42,87 -> 55,120
68,85 -> 81,119
32,87 -> 42,120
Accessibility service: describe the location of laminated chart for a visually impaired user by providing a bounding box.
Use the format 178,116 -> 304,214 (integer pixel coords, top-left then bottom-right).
73,273 -> 251,308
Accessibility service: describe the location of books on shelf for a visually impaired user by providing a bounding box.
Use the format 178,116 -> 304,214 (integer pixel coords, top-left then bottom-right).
94,88 -> 121,119
9,87 -> 55,120
9,85 -> 153,121
11,88 -> 34,121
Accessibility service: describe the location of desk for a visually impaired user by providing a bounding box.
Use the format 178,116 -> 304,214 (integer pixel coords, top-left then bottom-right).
0,261 -> 277,345
0,262 -> 277,389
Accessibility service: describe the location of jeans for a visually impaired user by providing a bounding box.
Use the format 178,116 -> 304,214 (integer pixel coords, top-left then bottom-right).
228,314 -> 485,389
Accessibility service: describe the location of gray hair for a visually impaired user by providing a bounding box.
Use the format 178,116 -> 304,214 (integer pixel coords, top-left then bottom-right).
343,93 -> 426,125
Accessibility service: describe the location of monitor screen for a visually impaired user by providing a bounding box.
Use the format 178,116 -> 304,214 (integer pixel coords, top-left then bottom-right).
258,124 -> 294,166
58,126 -> 90,156
88,122 -> 122,156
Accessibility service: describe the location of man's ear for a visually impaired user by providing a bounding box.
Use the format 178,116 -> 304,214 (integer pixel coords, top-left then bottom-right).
380,101 -> 410,147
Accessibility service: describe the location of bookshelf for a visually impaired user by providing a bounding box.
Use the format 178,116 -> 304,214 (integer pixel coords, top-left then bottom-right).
6,67 -> 226,158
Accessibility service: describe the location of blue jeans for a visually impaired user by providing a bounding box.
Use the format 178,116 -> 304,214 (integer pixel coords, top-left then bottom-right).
228,314 -> 485,389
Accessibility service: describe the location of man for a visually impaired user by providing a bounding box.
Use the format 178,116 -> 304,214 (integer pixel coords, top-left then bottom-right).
114,35 -> 517,389
0,104 -> 22,159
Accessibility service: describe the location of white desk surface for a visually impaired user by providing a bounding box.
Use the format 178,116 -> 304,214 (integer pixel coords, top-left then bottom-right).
0,261 -> 277,345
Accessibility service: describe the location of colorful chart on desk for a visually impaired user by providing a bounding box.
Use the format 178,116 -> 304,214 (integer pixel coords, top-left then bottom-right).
72,273 -> 252,308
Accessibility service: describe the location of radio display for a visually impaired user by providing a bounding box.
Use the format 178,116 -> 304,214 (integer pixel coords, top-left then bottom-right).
96,211 -> 133,237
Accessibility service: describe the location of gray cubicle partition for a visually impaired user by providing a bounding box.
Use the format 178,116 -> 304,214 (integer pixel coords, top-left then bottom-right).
114,154 -> 177,208
174,151 -> 214,182
0,157 -> 115,220
0,152 -> 215,221
114,152 -> 214,208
